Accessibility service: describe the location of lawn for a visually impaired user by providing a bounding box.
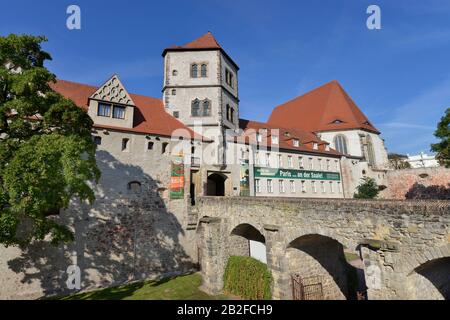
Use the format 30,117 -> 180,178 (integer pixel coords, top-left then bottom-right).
58,273 -> 229,300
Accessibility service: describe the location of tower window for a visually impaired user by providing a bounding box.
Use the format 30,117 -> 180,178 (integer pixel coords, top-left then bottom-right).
172,70 -> 178,76
162,142 -> 169,154
226,104 -> 234,122
202,100 -> 211,116
93,136 -> 102,145
171,89 -> 176,95
147,141 -> 154,150
225,68 -> 234,87
191,64 -> 198,78
97,103 -> 111,117
122,138 -> 129,151
173,111 -> 179,118
113,105 -> 126,119
201,64 -> 207,77
191,99 -> 201,116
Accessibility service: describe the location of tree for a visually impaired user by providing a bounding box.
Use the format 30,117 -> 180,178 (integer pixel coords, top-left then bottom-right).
431,108 -> 450,168
388,153 -> 411,170
0,34 -> 100,246
354,177 -> 379,199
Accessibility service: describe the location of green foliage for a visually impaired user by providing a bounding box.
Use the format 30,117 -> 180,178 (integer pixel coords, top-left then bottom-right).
223,256 -> 272,300
0,34 -> 100,246
353,177 -> 379,199
431,108 -> 450,168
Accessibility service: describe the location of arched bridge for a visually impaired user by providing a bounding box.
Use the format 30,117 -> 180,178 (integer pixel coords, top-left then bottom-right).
193,197 -> 449,300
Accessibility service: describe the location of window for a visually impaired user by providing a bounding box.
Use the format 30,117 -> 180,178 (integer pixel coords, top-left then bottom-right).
299,157 -> 304,168
255,179 -> 261,193
334,135 -> 348,155
321,181 -> 326,193
128,181 -> 142,194
173,111 -> 179,118
191,64 -> 198,78
265,153 -> 271,167
267,179 -> 273,193
113,105 -> 126,119
338,182 -> 342,193
290,180 -> 296,193
279,180 -> 285,193
121,138 -> 129,151
366,135 -> 376,167
147,141 -> 154,150
313,143 -> 318,150
288,156 -> 293,168
255,152 -> 260,165
312,181 -> 317,193
98,103 -> 111,117
326,159 -> 331,171
271,136 -> 279,145
309,158 -> 314,170
301,180 -> 306,193
256,133 -> 262,143
93,136 -> 102,145
172,70 -> 178,76
318,158 -> 322,170
330,181 -> 334,193
293,139 -> 299,147
226,104 -> 234,122
335,160 -> 339,171
225,68 -> 234,87
202,100 -> 211,116
171,89 -> 176,95
201,64 -> 207,77
278,154 -> 283,168
191,99 -> 201,116
162,142 -> 169,154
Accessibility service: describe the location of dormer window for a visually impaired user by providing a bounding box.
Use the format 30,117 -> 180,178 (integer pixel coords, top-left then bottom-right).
112,105 -> 126,119
313,143 -> 318,150
98,103 -> 111,117
332,119 -> 344,124
293,139 -> 299,147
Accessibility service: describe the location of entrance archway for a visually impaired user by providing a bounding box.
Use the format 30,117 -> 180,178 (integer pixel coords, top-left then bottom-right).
207,173 -> 226,196
229,223 -> 266,263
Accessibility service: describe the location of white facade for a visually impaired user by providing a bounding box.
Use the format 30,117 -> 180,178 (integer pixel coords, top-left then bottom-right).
407,153 -> 440,168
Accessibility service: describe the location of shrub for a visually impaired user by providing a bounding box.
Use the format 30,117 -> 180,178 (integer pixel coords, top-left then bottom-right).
223,256 -> 272,300
354,177 -> 379,199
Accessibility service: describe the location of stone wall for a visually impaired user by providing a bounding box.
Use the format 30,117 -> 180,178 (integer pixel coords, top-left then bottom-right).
380,167 -> 450,200
195,197 -> 449,300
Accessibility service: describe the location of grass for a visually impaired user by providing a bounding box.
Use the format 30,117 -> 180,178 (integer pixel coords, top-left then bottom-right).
58,273 -> 229,300
344,252 -> 360,262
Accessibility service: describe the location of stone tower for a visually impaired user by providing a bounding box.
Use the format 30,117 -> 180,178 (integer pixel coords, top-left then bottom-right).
162,32 -> 239,165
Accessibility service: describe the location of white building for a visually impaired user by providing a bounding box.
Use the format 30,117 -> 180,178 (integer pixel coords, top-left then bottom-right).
407,153 -> 440,168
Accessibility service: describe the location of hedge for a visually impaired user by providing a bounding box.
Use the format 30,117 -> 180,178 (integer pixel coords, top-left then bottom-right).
223,256 -> 272,300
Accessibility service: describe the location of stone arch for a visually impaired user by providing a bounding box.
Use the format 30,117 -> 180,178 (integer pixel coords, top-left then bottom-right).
286,234 -> 353,300
228,223 -> 266,263
405,245 -> 450,300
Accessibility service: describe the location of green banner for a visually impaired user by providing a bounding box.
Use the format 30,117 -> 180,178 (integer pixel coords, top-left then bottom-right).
254,167 -> 340,181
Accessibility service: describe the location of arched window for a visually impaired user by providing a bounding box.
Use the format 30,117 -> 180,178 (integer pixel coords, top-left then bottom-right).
191,99 -> 200,116
201,64 -> 207,77
366,135 -> 376,166
191,64 -> 198,78
202,100 -> 211,116
333,135 -> 348,155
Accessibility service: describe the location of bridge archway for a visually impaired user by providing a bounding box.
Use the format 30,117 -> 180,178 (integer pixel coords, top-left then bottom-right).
286,234 -> 350,300
407,257 -> 450,300
229,223 -> 266,263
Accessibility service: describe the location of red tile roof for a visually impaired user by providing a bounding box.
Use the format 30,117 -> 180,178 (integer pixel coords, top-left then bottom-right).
50,79 -> 208,141
236,119 -> 342,157
162,32 -> 239,70
268,80 -> 380,134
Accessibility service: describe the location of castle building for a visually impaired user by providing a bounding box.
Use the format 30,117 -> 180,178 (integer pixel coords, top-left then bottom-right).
50,32 -> 388,203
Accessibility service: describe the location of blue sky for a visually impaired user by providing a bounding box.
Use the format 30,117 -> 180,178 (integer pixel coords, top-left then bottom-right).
1,0 -> 449,155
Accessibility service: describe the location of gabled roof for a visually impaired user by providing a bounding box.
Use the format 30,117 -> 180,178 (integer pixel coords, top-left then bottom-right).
50,79 -> 208,141
268,80 -> 380,134
162,32 -> 239,70
90,75 -> 135,106
235,119 -> 342,157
